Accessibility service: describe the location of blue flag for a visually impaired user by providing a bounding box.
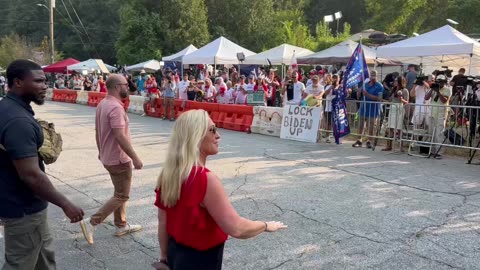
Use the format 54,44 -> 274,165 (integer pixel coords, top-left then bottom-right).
332,43 -> 369,144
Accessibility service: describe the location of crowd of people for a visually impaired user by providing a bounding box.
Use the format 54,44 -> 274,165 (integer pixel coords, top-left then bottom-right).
44,63 -> 480,154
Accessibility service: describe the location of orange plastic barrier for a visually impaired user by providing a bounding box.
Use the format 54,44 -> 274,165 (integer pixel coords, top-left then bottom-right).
87,92 -> 106,107
217,104 -> 253,132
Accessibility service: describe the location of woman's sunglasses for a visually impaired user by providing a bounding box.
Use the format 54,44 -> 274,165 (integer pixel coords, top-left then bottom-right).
209,126 -> 217,134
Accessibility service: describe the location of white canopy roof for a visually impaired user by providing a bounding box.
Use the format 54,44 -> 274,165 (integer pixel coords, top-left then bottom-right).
182,36 -> 255,65
162,45 -> 197,62
376,25 -> 480,73
242,44 -> 313,65
67,59 -> 115,73
297,40 -> 398,65
125,59 -> 162,72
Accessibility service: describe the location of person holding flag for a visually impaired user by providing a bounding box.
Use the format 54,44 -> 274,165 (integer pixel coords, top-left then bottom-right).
352,70 -> 384,149
333,43 -> 370,144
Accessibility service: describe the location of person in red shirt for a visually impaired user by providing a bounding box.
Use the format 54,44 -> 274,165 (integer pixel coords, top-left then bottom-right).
142,75 -> 158,116
154,110 -> 287,270
97,75 -> 107,93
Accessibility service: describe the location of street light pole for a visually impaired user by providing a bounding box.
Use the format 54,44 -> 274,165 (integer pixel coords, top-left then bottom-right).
49,0 -> 55,64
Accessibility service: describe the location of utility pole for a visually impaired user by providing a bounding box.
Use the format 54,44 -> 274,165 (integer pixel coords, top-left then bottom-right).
49,0 -> 55,64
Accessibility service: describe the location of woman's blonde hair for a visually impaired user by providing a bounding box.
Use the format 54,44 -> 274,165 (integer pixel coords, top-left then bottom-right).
156,110 -> 211,207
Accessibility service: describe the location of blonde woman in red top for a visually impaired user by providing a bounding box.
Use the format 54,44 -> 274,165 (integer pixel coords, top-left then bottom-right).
154,110 -> 287,270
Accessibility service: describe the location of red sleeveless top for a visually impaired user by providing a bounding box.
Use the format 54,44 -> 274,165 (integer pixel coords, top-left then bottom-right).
154,166 -> 228,251
99,81 -> 107,93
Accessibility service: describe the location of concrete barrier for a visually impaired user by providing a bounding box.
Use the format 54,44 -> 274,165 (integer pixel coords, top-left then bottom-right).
128,95 -> 146,115
46,88 -> 53,101
251,106 -> 283,137
76,91 -> 89,105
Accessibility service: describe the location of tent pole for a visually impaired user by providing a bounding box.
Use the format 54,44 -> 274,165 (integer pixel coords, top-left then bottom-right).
468,53 -> 473,76
214,56 -> 217,79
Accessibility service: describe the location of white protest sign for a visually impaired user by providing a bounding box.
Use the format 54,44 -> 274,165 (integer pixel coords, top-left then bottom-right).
280,105 -> 322,143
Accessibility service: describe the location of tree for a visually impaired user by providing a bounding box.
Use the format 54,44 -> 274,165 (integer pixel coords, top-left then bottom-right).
156,0 -> 210,54
304,0 -> 367,34
206,0 -> 278,52
115,2 -> 164,65
276,21 -> 316,50
314,22 -> 352,51
364,0 -> 447,34
0,34 -> 63,68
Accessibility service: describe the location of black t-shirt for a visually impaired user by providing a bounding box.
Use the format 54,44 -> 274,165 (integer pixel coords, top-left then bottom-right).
84,80 -> 92,91
187,87 -> 196,101
451,74 -> 468,95
0,92 -> 48,218
286,81 -> 294,101
382,73 -> 396,99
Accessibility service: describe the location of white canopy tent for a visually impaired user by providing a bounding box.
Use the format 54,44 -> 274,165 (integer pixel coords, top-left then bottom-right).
182,36 -> 255,65
67,59 -> 115,73
376,25 -> 480,74
125,59 -> 162,72
162,45 -> 197,62
297,40 -> 399,65
242,44 -> 313,65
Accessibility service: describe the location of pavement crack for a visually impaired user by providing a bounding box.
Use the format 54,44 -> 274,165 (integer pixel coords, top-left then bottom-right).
230,175 -> 248,196
406,251 -> 465,269
229,160 -> 250,197
287,208 -> 387,244
267,258 -> 293,270
47,172 -> 103,206
72,237 -> 107,269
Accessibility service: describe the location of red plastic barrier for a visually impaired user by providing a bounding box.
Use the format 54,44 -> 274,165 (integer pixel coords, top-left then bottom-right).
174,99 -> 189,118
146,98 -> 164,118
52,89 -> 67,102
122,96 -> 130,111
87,92 -> 106,107
64,90 -> 78,103
187,102 -> 220,123
217,104 -> 253,132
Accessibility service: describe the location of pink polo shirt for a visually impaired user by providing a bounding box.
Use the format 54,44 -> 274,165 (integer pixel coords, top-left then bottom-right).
95,95 -> 132,166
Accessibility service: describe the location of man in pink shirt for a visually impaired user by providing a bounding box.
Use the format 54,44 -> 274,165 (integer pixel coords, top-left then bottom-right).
81,74 -> 143,245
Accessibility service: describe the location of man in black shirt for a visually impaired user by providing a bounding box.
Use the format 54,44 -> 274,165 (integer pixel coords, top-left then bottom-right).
450,68 -> 468,96
0,59 -> 84,269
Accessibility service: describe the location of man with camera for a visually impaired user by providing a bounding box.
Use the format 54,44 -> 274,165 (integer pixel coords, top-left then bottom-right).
424,74 -> 452,158
410,74 -> 433,127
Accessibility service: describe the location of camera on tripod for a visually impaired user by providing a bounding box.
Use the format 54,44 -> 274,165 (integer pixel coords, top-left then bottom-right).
414,75 -> 428,85
432,66 -> 453,78
466,76 -> 480,87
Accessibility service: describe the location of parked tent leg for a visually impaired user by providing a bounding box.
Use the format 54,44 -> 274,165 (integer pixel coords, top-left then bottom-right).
468,54 -> 473,75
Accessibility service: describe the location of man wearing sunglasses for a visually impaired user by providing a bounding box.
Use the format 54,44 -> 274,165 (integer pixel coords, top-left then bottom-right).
81,74 -> 144,245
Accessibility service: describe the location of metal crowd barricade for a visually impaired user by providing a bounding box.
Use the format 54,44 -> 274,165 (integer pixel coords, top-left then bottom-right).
329,99 -> 480,163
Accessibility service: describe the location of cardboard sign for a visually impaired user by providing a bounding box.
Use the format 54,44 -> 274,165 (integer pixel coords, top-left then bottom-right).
280,105 -> 322,143
246,91 -> 265,106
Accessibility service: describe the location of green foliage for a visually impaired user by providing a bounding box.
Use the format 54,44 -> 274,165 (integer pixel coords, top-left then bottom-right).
2,0 -> 478,67
0,34 -> 63,68
115,3 -> 163,65
303,0 -> 367,34
206,0 -> 278,52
